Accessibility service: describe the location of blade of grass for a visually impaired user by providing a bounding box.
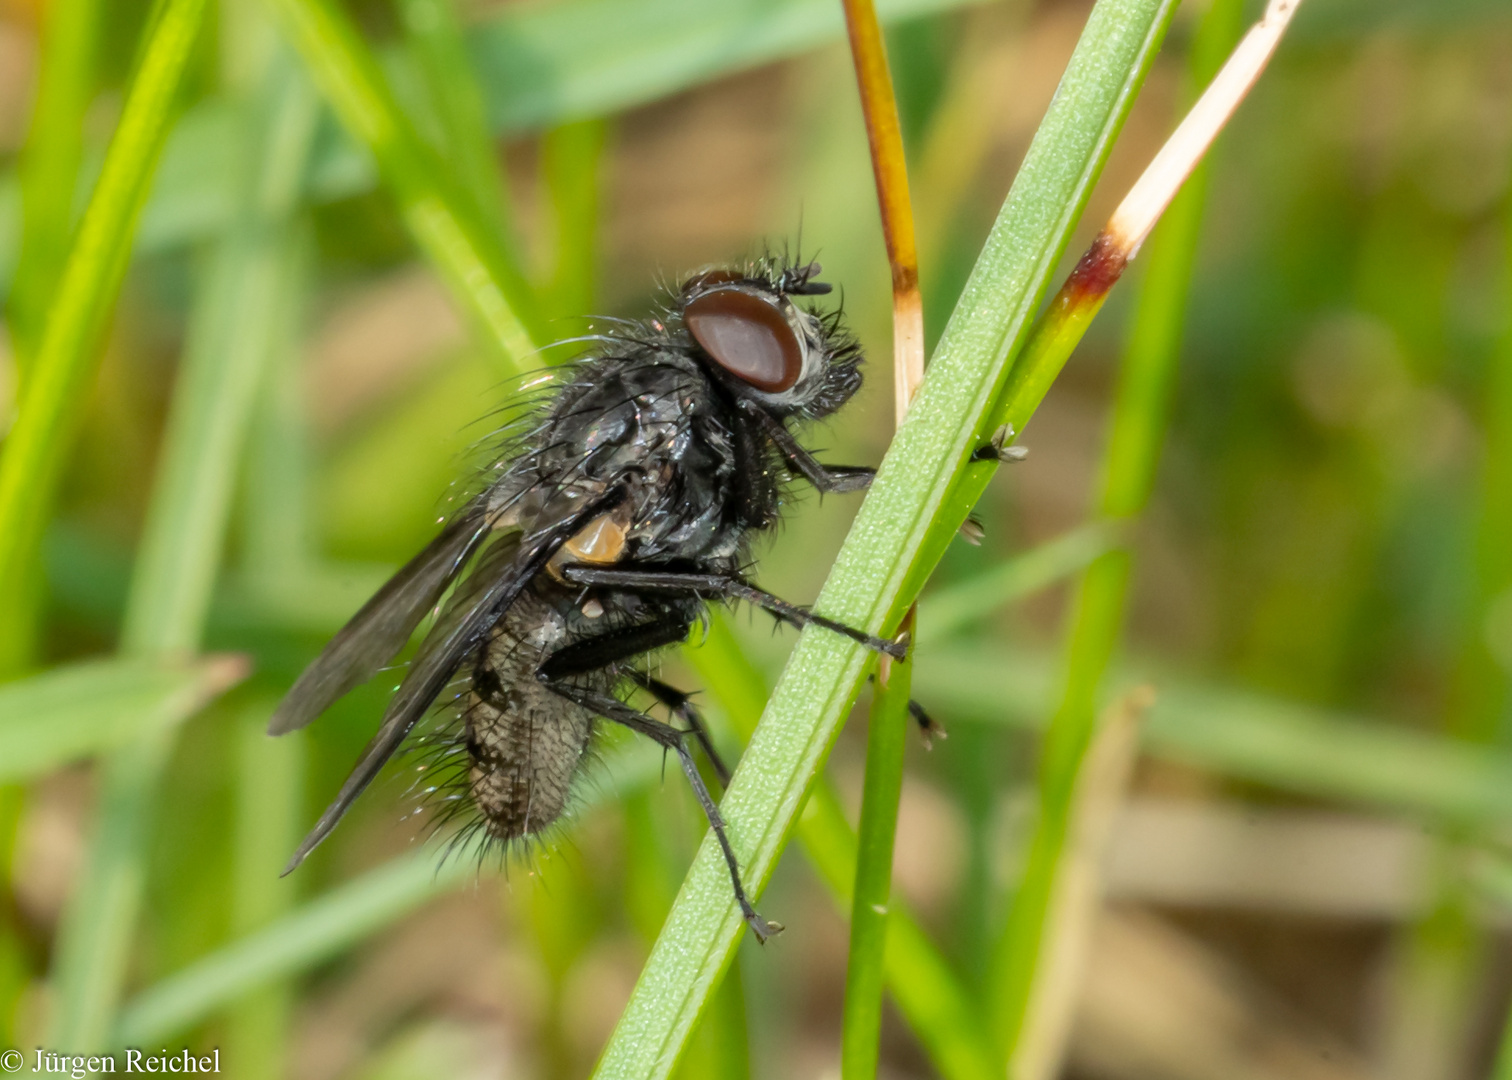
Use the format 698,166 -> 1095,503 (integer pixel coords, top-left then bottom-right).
838,1 -> 925,1074
117,851 -> 476,1046
912,643 -> 1512,827
1448,95 -> 1512,1075
0,0 -> 208,680
225,698 -> 306,1080
1009,688 -> 1147,1080
468,0 -> 992,136
0,0 -> 991,270
7,0 -> 102,371
985,4 -> 1296,1063
540,118 -> 608,322
45,49 -> 317,1052
841,648 -> 913,1080
914,521 -> 1119,646
113,738 -> 664,1046
266,0 -> 540,366
0,655 -> 247,782
592,2 -> 1176,1074
395,0 -> 516,243
686,613 -> 999,1080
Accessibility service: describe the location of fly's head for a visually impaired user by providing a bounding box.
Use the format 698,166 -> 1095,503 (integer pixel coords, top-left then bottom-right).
676,257 -> 862,421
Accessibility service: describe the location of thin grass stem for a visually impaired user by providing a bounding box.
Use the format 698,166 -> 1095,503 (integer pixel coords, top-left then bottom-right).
396,0 -> 517,244
226,699 -> 306,1080
0,0 -> 207,680
841,638 -> 914,1080
7,0 -> 101,373
839,2 -> 925,1073
540,118 -> 607,323
1448,86 -> 1512,1076
915,521 -> 1118,645
267,0 -> 541,365
45,47 -> 316,1051
686,613 -> 998,1080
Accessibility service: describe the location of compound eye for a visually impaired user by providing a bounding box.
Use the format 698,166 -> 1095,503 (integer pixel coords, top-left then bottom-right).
685,288 -> 804,393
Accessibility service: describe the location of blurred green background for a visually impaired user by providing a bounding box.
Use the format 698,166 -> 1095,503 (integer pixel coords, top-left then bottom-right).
3,0 -> 1512,1077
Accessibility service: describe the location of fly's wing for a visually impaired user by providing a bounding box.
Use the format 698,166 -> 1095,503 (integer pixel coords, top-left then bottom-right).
282,485 -> 625,872
268,502 -> 492,736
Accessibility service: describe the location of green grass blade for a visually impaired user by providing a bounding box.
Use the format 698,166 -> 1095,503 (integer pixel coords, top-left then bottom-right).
0,0 -> 209,677
116,851 -> 472,1046
6,0 -> 102,369
840,649 -> 912,1080
1,0 -> 102,674
0,0 -> 992,271
121,69 -> 320,656
540,118 -> 608,321
396,0 -> 516,242
0,656 -> 246,782
114,739 -> 663,1046
1478,108 -> 1512,1080
913,645 -> 1512,826
225,699 -> 306,1080
592,2 -> 1174,1074
470,0 -> 989,133
915,522 -> 1119,645
685,614 -> 999,1080
46,50 -> 317,1052
267,0 -> 541,365
986,2 -> 1248,1058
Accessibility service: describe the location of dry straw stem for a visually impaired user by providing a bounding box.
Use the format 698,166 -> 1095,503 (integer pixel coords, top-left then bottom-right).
1010,687 -> 1151,1080
1106,0 -> 1300,259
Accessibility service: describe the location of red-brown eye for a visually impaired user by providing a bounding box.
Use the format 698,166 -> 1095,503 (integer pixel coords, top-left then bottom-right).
685,288 -> 804,393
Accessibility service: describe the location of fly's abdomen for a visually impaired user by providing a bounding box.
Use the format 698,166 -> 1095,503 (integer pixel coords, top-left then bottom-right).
462,596 -> 598,841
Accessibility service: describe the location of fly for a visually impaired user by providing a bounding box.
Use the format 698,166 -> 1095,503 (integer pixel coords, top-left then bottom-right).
269,254 -> 908,941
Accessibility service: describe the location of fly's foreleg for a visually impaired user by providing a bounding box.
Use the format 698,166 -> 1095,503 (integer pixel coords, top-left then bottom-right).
739,398 -> 874,493
626,672 -> 731,786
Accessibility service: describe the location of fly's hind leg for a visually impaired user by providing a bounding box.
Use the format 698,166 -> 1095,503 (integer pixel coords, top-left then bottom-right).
626,672 -> 731,786
539,675 -> 780,942
536,618 -> 779,942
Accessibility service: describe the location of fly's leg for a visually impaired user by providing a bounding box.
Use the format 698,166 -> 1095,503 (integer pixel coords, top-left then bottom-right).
971,423 -> 1029,464
738,399 -> 874,493
626,672 -> 731,786
864,673 -> 947,746
559,565 -> 908,660
536,673 -> 780,942
908,697 -> 947,745
533,617 -> 729,780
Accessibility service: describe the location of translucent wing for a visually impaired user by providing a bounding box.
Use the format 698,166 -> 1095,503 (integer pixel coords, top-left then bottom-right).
268,502 -> 492,736
282,486 -> 625,872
